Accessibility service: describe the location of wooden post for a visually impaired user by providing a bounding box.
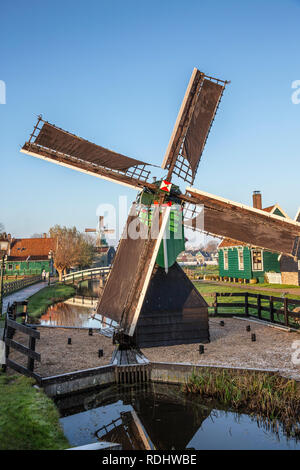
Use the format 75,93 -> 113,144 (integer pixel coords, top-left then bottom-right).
245,292 -> 249,317
27,335 -> 36,372
283,297 -> 289,327
214,293 -> 218,316
269,296 -> 274,323
257,294 -> 262,319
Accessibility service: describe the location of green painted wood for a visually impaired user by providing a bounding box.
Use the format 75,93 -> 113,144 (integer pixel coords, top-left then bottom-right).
219,245 -> 280,281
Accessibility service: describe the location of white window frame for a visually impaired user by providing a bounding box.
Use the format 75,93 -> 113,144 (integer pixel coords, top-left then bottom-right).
238,248 -> 244,270
223,249 -> 228,270
251,249 -> 263,271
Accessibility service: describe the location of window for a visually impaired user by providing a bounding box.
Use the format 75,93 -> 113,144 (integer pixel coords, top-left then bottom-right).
223,250 -> 228,270
252,250 -> 263,271
8,264 -> 13,270
238,249 -> 244,270
15,264 -> 20,270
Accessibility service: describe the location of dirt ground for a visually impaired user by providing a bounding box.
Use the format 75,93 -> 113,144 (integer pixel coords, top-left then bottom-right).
6,318 -> 300,380
7,328 -> 115,377
142,318 -> 300,381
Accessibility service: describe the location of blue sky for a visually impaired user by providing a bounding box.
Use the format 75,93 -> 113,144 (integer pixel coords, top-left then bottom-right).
0,0 -> 300,239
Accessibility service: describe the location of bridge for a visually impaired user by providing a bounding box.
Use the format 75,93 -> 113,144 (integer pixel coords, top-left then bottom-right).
62,266 -> 111,285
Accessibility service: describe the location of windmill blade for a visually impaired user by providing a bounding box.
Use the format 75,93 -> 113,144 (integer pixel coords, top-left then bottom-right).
85,228 -> 97,233
21,116 -> 155,190
183,188 -> 300,257
97,203 -> 171,336
162,68 -> 228,185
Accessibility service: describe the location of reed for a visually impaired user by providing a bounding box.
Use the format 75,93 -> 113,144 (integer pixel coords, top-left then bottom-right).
183,368 -> 300,438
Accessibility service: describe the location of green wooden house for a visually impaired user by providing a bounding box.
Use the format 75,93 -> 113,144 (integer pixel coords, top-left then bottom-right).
4,236 -> 55,276
218,197 -> 289,283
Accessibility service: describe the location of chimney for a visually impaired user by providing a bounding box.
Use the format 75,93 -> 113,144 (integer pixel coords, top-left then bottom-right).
43,233 -> 47,239
252,191 -> 262,210
7,233 -> 11,242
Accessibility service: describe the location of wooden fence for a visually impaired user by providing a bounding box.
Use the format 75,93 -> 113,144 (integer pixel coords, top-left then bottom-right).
213,292 -> 300,329
2,275 -> 42,297
2,302 -> 42,382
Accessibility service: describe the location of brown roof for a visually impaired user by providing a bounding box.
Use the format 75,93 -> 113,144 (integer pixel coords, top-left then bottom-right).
219,205 -> 277,248
9,238 -> 56,259
262,205 -> 275,213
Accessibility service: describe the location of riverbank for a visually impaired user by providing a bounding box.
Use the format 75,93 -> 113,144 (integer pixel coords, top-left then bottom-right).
184,367 -> 300,438
27,283 -> 76,319
0,373 -> 69,450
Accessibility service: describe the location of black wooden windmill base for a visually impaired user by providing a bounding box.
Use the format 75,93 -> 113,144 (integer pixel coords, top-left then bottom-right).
112,263 -> 209,349
133,263 -> 209,348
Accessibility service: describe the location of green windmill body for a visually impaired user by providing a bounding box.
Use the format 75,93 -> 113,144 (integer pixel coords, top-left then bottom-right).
138,181 -> 186,270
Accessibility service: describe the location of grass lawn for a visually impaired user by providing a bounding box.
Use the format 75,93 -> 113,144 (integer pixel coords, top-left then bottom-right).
0,373 -> 69,450
27,283 -> 76,319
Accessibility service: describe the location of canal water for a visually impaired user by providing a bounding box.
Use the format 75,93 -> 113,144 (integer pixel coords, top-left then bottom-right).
39,302 -> 104,328
56,383 -> 300,450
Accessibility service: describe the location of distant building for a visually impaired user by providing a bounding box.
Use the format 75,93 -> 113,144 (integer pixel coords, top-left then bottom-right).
4,233 -> 55,276
218,191 -> 299,284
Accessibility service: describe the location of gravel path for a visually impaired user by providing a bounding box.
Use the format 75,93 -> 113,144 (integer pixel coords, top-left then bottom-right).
142,318 -> 300,381
7,328 -> 115,377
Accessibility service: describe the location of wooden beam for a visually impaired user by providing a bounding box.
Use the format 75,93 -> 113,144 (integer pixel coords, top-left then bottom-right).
6,319 -> 40,338
5,338 -> 40,362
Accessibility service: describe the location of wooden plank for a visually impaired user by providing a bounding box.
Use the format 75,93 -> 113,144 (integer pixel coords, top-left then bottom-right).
6,359 -> 41,382
7,319 -> 40,338
217,292 -> 246,297
216,302 -> 246,308
5,339 -> 40,362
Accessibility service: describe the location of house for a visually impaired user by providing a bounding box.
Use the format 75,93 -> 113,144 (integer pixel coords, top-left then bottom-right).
4,234 -> 56,276
218,191 -> 295,283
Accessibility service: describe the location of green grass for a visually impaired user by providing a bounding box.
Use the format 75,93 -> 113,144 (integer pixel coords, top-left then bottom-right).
183,368 -> 300,438
0,374 -> 69,450
27,283 -> 76,319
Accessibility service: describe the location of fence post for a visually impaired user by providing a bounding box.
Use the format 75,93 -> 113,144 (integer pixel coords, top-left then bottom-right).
257,294 -> 262,320
214,293 -> 218,316
245,292 -> 249,317
283,297 -> 289,327
27,335 -> 36,372
269,295 -> 274,323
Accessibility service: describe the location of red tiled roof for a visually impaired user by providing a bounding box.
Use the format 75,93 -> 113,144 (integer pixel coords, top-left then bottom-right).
9,238 -> 56,259
262,205 -> 275,213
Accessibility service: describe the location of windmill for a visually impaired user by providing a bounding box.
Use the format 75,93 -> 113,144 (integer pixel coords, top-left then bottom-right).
21,68 -> 300,349
85,216 -> 114,250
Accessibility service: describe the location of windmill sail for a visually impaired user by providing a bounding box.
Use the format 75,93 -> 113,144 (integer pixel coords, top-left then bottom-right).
184,188 -> 300,257
21,117 -> 152,190
162,68 -> 227,184
97,204 -> 171,336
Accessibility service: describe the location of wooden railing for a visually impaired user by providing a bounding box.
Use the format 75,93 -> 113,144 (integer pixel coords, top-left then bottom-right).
2,275 -> 42,297
212,292 -> 300,329
2,302 -> 42,382
62,266 -> 110,284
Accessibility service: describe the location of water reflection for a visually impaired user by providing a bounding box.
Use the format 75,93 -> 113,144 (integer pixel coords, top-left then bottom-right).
57,384 -> 300,450
39,302 -> 116,329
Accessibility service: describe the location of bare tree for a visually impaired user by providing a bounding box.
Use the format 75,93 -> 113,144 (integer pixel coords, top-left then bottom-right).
204,239 -> 220,253
49,225 -> 94,281
0,223 -> 6,238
